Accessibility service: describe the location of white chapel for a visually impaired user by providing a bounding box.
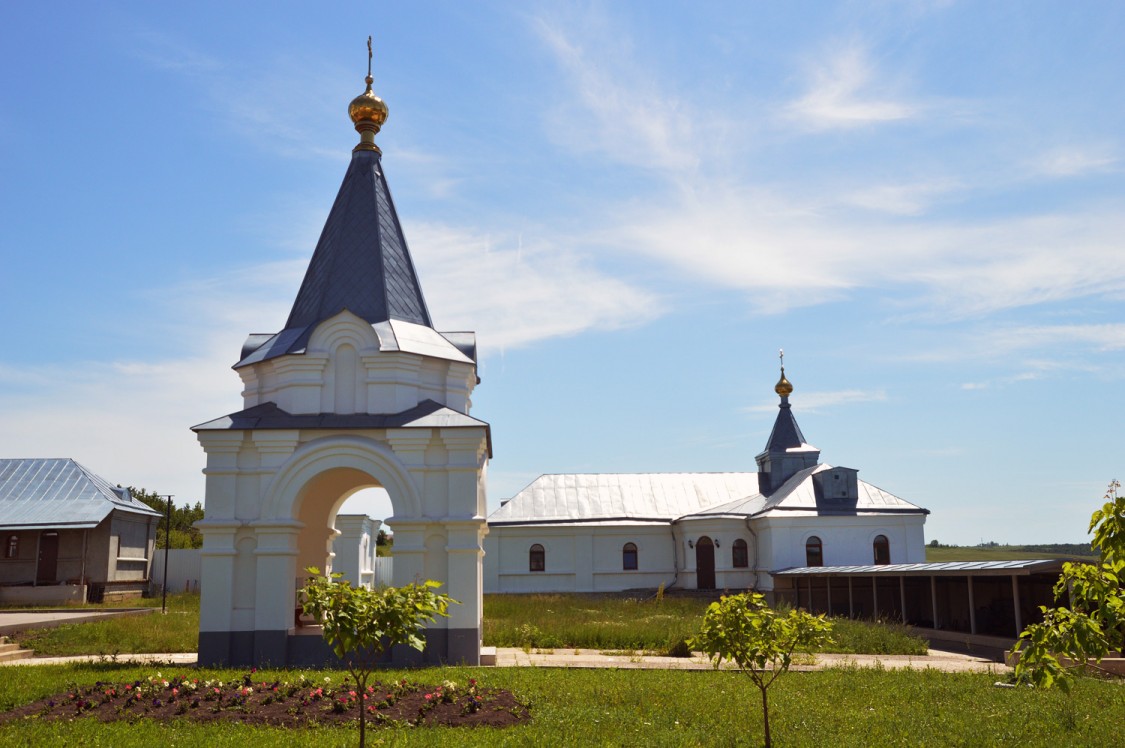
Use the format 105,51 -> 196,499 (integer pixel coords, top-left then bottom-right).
484,361 -> 928,595
192,54 -> 490,667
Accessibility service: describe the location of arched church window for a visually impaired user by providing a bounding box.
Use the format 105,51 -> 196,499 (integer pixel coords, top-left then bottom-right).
732,539 -> 748,568
5,535 -> 16,559
622,542 -> 638,570
529,544 -> 545,572
805,536 -> 823,567
873,535 -> 890,565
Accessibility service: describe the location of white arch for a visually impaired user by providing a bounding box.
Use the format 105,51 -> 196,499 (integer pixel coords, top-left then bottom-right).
307,310 -> 379,353
263,435 -> 423,521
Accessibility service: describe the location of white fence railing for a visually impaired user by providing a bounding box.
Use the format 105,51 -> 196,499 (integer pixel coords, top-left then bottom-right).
151,550 -> 393,593
151,549 -> 201,594
374,556 -> 393,587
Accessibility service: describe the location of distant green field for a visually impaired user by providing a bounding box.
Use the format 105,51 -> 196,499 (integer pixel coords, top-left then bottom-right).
925,545 -> 1096,563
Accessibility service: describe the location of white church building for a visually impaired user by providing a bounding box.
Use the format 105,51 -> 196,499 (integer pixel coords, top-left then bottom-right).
484,365 -> 928,595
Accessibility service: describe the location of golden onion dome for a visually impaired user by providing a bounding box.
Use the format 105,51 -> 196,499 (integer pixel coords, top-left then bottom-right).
775,368 -> 793,398
351,37 -> 388,152
349,74 -> 389,127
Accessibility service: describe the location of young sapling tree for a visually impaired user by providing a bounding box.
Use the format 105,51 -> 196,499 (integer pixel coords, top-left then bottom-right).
301,568 -> 454,747
690,592 -> 833,748
1012,480 -> 1124,691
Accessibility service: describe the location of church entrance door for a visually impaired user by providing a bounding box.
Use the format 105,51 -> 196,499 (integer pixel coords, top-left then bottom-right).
696,536 -> 715,590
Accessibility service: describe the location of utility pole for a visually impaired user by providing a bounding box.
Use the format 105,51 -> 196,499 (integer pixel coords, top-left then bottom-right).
162,495 -> 174,614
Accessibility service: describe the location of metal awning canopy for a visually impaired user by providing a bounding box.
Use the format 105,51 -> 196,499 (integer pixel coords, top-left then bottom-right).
772,559 -> 1075,578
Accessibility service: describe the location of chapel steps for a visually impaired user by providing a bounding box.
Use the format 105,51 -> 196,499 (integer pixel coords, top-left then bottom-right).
0,636 -> 34,663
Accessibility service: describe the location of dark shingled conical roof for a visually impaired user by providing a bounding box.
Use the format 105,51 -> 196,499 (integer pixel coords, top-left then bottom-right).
764,398 -> 807,452
285,148 -> 431,330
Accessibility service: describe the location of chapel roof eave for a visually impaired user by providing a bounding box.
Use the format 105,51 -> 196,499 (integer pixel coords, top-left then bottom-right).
191,399 -> 493,458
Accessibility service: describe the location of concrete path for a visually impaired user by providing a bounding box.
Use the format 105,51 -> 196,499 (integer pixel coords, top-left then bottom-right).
0,608 -> 154,636
0,647 -> 1007,673
494,647 -> 1007,673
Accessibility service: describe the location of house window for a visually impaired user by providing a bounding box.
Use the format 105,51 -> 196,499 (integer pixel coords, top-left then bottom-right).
805,536 -> 823,567
529,544 -> 545,572
873,535 -> 890,565
732,539 -> 748,568
5,535 -> 16,559
622,542 -> 638,570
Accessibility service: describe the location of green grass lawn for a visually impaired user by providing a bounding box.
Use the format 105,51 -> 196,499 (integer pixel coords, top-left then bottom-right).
9,593 -> 200,656
483,593 -> 926,656
0,663 -> 1120,746
10,592 -> 927,657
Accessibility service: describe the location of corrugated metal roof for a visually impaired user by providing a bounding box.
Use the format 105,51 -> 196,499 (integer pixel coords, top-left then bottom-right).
0,459 -> 162,529
772,559 -> 1070,577
487,473 -> 762,525
490,464 -> 928,526
676,464 -> 926,521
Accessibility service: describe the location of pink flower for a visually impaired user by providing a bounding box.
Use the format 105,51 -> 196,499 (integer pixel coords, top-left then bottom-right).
424,694 -> 433,701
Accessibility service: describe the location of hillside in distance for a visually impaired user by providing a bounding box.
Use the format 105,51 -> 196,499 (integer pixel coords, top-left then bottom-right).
924,542 -> 1097,563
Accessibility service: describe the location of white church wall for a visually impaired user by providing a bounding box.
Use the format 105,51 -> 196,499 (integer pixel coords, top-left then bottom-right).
755,513 -> 927,590
675,519 -> 758,591
484,525 -> 674,593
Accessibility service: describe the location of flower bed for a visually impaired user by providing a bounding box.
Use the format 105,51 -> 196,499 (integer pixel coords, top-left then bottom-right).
0,671 -> 529,729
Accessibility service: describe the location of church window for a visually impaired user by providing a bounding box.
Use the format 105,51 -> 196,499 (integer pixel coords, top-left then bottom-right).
5,535 -> 16,559
873,535 -> 890,565
622,542 -> 638,570
732,539 -> 748,568
805,536 -> 823,567
529,544 -> 545,572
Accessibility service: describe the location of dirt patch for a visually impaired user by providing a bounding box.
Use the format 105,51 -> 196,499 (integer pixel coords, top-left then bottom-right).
0,672 -> 529,729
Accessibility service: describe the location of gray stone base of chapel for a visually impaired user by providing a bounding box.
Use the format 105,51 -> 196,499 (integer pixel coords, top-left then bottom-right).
198,628 -> 481,668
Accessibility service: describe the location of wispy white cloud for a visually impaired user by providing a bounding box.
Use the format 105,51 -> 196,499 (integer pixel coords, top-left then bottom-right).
127,28 -> 351,162
606,182 -> 1125,317
784,43 -> 917,130
839,178 -> 961,216
407,221 -> 660,351
531,13 -> 699,172
745,389 -> 887,414
1030,144 -> 1118,178
128,29 -> 222,74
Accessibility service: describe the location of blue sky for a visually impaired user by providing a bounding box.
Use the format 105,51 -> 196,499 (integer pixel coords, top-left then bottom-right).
1,2 -> 1122,545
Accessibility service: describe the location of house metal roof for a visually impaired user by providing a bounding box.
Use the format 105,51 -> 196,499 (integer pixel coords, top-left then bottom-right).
489,463 -> 926,528
487,473 -> 763,526
0,458 -> 162,530
771,559 -> 1070,577
677,463 -> 927,520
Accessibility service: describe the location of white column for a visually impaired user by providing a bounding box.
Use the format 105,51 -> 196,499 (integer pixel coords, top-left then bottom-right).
250,519 -> 303,632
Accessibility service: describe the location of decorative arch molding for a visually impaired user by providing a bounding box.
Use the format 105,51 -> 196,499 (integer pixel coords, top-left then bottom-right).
264,434 -> 424,521
306,310 -> 380,354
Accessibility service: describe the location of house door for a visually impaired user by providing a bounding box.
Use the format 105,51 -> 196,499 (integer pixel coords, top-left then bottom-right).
37,531 -> 59,584
696,536 -> 715,590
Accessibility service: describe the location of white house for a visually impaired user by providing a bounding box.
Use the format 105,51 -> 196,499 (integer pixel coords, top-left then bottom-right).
0,458 -> 162,604
484,365 -> 928,595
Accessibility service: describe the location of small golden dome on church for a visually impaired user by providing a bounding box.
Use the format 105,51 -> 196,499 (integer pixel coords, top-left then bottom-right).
775,370 -> 793,398
350,38 -> 387,152
349,75 -> 389,127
